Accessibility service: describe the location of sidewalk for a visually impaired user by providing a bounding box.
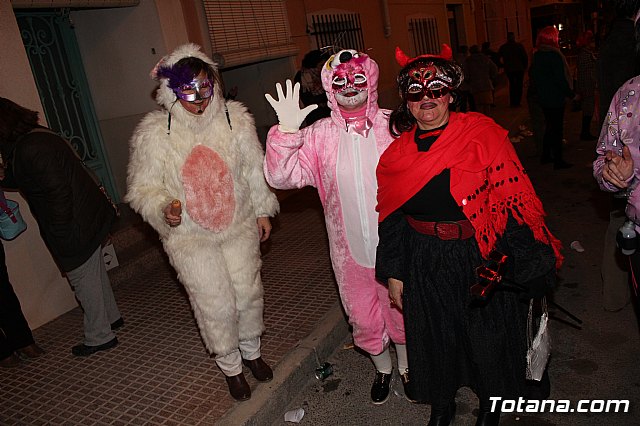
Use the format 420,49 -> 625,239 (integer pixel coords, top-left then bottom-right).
0,186 -> 346,425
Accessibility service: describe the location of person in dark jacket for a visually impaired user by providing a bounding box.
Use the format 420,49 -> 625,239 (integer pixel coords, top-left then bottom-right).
464,45 -> 499,115
575,30 -> 598,140
0,241 -> 45,368
294,49 -> 331,126
0,97 -> 122,357
598,0 -> 640,126
499,32 -> 529,107
481,41 -> 502,69
529,26 -> 575,169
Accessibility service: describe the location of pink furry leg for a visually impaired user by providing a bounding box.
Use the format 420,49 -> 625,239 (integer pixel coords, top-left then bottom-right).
337,257 -> 395,355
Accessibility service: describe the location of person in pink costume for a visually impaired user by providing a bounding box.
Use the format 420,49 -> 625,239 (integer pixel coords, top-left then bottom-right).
264,50 -> 409,404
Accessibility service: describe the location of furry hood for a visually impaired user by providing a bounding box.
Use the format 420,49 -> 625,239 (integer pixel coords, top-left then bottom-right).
320,50 -> 380,128
151,43 -> 225,129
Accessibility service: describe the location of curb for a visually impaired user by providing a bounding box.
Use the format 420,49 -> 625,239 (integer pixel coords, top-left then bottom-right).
216,302 -> 350,425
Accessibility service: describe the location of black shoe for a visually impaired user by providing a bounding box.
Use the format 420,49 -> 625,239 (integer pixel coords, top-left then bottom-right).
428,400 -> 456,426
0,353 -> 21,368
225,372 -> 251,401
242,357 -> 273,382
16,343 -> 45,359
553,161 -> 573,170
540,156 -> 553,164
400,369 -> 423,403
476,410 -> 500,426
111,318 -> 125,331
371,370 -> 392,404
71,337 -> 118,357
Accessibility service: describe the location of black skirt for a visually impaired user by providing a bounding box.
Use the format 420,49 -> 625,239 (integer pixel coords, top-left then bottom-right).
401,225 -> 530,404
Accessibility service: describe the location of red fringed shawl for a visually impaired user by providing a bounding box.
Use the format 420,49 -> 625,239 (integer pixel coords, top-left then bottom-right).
376,112 -> 563,268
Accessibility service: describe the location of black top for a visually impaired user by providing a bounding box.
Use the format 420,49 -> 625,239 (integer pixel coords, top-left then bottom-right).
400,125 -> 466,222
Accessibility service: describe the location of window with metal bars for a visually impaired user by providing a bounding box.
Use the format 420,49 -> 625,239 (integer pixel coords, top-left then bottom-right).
408,16 -> 440,56
309,12 -> 365,52
203,0 -> 298,68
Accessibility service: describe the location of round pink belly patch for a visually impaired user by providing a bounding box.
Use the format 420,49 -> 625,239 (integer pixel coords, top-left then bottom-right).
181,145 -> 235,232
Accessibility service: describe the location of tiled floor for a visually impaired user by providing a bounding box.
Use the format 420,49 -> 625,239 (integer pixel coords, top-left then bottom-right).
0,188 -> 339,425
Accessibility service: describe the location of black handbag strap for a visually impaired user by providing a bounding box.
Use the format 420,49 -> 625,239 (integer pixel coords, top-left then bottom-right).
23,128 -> 119,216
0,191 -> 17,223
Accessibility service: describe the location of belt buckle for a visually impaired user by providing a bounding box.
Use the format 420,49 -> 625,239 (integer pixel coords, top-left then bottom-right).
434,221 -> 462,240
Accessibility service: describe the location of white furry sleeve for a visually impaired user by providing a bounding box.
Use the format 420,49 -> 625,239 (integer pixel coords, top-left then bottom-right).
125,114 -> 175,238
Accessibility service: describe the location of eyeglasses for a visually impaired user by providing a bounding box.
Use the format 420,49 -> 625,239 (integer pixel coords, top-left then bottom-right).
405,84 -> 450,102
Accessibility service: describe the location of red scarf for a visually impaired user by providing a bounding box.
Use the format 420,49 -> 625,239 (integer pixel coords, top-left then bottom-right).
376,112 -> 563,268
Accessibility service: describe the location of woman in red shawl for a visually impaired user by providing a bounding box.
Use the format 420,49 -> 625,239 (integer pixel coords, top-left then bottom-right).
375,46 -> 562,426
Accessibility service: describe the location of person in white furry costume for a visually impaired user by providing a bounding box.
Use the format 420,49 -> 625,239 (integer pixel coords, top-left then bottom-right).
126,44 -> 279,401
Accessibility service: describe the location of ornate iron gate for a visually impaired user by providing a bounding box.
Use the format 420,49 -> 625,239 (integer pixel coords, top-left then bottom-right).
15,9 -> 119,202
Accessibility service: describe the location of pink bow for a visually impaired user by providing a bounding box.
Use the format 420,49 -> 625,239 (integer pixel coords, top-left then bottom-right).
345,116 -> 373,138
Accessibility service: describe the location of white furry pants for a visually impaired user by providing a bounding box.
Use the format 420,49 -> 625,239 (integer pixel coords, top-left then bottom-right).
164,228 -> 265,358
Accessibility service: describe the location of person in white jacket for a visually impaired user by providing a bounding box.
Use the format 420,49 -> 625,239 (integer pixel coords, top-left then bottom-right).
264,50 -> 409,404
126,44 -> 279,402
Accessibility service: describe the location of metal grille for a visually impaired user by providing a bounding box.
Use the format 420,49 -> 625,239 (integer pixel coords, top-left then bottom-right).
408,17 -> 439,56
310,13 -> 364,52
15,8 -> 119,201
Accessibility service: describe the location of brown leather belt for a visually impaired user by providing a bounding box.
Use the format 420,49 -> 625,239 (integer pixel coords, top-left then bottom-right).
406,216 -> 475,240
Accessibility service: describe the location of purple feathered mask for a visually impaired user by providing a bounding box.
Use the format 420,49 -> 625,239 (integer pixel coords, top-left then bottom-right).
156,63 -> 198,91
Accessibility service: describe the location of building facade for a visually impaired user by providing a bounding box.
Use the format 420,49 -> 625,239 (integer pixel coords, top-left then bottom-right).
2,0 -> 537,327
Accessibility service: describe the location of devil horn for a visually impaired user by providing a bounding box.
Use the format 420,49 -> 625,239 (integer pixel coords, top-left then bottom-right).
440,44 -> 453,61
395,46 -> 411,67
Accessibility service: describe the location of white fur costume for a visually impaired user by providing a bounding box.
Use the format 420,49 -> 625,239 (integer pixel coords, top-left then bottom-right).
126,44 -> 279,358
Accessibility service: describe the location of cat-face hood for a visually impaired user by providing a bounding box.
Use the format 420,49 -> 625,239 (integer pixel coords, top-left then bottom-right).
150,43 -> 225,129
320,50 -> 380,126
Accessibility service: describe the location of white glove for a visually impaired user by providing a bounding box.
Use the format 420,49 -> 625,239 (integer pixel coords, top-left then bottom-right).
265,79 -> 318,133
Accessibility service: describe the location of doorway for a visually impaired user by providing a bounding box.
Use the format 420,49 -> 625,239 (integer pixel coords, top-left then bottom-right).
15,8 -> 119,201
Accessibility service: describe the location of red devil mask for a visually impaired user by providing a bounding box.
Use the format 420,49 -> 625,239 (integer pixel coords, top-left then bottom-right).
395,45 -> 463,102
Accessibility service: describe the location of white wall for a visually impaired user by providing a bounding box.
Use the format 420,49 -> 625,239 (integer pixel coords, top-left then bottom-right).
73,0 -> 297,188
0,0 -> 77,329
71,0 -> 167,200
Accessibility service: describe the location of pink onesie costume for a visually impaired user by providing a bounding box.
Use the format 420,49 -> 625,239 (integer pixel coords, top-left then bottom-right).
264,53 -> 405,355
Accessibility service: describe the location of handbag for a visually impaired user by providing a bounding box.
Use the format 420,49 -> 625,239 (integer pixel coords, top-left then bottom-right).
526,297 -> 551,381
0,191 -> 27,240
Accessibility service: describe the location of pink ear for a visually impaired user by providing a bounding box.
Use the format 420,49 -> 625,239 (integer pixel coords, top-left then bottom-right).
440,44 -> 453,61
395,47 -> 411,67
